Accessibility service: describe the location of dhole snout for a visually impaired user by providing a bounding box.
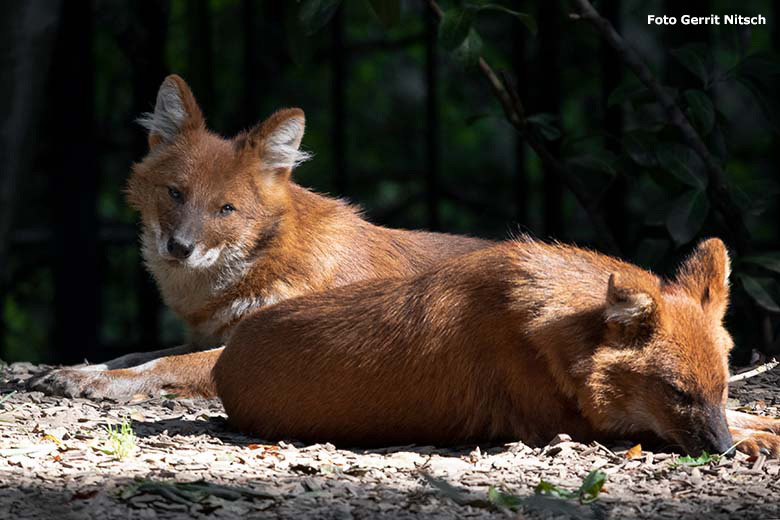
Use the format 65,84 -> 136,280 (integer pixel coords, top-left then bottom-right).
661,402 -> 734,457
156,198 -> 224,267
166,236 -> 193,260
691,405 -> 734,457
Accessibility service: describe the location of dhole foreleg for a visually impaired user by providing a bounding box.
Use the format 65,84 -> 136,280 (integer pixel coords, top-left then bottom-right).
28,348 -> 223,399
78,344 -> 200,371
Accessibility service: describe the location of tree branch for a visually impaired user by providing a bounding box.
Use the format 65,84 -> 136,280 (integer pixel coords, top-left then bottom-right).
426,0 -> 621,255
572,0 -> 751,255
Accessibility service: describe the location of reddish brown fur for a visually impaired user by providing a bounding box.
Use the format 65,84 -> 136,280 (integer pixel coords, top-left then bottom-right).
126,113 -> 487,341
215,238 -> 780,457
28,75 -> 491,399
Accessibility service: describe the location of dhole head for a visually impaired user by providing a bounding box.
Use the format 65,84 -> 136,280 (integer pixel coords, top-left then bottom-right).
126,74 -> 310,270
585,238 -> 735,456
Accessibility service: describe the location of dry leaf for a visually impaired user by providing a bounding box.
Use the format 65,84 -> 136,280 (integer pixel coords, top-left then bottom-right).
41,434 -> 62,446
247,444 -> 282,459
625,444 -> 642,460
71,489 -> 99,501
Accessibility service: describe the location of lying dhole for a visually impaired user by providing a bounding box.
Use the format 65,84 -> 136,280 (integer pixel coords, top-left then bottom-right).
214,238 -> 780,456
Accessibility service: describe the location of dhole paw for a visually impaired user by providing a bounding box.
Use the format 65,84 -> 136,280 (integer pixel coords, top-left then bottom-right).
726,409 -> 780,435
755,417 -> 780,435
27,368 -> 107,399
732,429 -> 780,458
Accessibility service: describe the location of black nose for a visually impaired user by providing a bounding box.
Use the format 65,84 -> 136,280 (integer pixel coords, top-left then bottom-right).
167,237 -> 194,259
702,407 -> 734,457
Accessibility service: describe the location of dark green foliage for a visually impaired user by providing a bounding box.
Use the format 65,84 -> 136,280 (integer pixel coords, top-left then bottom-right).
671,451 -> 720,467
684,90 -> 715,136
671,43 -> 713,87
298,0 -> 342,35
437,3 -> 534,66
366,0 -> 400,29
534,470 -> 607,504
527,113 -> 561,141
438,5 -> 477,51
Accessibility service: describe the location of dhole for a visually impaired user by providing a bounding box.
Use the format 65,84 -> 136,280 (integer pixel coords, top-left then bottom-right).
214,238 -> 780,457
29,74 -> 491,399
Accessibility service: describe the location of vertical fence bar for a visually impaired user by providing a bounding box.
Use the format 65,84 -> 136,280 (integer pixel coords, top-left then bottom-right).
186,0 -> 215,117
51,0 -> 100,363
129,0 -> 170,351
536,2 -> 563,240
600,0 -> 626,252
240,1 -> 287,129
241,0 -> 260,128
331,6 -> 348,195
424,5 -> 440,231
513,29 -> 528,228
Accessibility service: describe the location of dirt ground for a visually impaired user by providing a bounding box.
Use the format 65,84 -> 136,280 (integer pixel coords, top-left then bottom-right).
1,361 -> 779,519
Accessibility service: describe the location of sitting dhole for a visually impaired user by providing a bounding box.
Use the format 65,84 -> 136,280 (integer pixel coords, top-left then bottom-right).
28,74 -> 490,399
214,238 -> 780,457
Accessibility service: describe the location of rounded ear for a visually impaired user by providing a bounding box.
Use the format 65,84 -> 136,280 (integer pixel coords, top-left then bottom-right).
673,238 -> 730,320
137,74 -> 205,149
244,108 -> 311,173
605,273 -> 658,326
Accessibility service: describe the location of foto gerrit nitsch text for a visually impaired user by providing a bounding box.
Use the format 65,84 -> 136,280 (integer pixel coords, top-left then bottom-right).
648,15 -> 766,25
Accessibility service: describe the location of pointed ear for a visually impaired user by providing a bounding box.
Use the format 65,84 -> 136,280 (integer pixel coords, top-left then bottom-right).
605,273 -> 658,327
137,74 -> 205,149
244,108 -> 311,173
673,238 -> 730,320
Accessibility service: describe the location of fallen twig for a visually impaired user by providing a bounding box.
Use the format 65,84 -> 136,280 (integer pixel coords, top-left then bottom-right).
592,441 -> 621,461
728,358 -> 779,383
0,390 -> 17,406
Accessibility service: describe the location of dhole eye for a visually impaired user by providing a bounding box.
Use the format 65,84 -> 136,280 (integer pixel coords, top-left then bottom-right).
671,386 -> 693,403
220,204 -> 236,215
168,186 -> 183,202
